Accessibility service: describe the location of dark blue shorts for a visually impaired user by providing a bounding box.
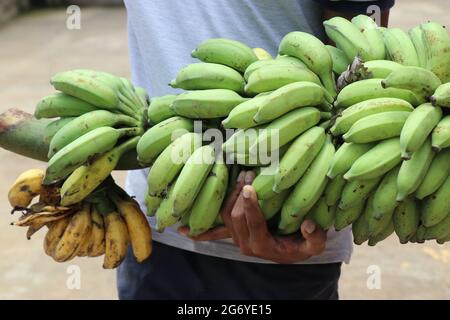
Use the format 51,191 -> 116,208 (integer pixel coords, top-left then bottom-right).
117,241 -> 341,300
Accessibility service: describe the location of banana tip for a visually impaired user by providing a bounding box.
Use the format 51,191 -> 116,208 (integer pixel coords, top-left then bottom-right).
432,145 -> 441,153
380,80 -> 387,89
430,96 -> 437,106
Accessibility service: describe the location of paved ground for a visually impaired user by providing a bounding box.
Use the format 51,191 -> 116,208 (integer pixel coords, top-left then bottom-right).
0,1 -> 449,300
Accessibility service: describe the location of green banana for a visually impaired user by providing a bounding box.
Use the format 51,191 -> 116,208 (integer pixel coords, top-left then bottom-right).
43,117 -> 76,144
278,31 -> 336,97
170,89 -> 247,119
399,103 -> 442,159
191,38 -> 258,73
44,126 -> 132,184
393,196 -> 420,243
273,126 -> 326,192
368,204 -> 394,237
245,64 -> 321,96
437,233 -> 450,245
372,165 -> 401,219
335,79 -> 422,109
396,139 -> 434,201
169,63 -> 245,93
59,136 -> 140,206
352,197 -> 373,245
253,171 -> 277,201
432,115 -> 450,151
244,57 -> 306,81
188,162 -> 228,236
249,107 -> 320,155
48,110 -> 139,158
415,148 -> 450,200
421,175 -> 450,227
343,111 -> 410,143
327,142 -> 374,179
431,83 -> 450,108
147,95 -> 178,125
135,86 -> 149,106
368,219 -> 395,246
335,200 -> 365,231
136,116 -> 194,165
413,225 -> 427,243
363,60 -> 403,78
155,184 -> 179,232
309,196 -> 335,230
144,194 -> 162,217
324,174 -> 346,207
381,66 -> 442,101
323,17 -> 372,61
253,81 -> 325,123
222,96 -> 268,129
259,188 -> 291,220
331,97 -> 413,136
380,28 -> 420,66
147,133 -> 202,197
344,138 -> 402,181
338,176 -> 381,210
35,93 -> 98,119
279,138 -> 334,229
351,15 -> 386,60
420,22 -> 450,83
170,145 -> 216,217
423,213 -> 450,241
408,25 -> 428,68
326,45 -> 350,75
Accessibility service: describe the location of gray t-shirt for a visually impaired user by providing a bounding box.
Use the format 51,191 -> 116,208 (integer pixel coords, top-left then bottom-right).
124,0 -> 353,264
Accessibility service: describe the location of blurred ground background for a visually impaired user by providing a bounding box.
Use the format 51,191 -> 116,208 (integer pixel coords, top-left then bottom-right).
0,0 -> 449,300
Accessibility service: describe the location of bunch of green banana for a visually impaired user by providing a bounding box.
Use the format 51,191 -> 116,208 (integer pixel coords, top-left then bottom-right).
380,28 -> 420,66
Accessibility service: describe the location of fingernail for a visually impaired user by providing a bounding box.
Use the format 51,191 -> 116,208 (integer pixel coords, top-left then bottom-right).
304,220 -> 316,234
244,171 -> 255,184
237,171 -> 246,182
242,185 -> 252,199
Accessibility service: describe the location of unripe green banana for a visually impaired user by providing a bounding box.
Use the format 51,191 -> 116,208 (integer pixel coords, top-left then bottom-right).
437,233 -> 450,245
50,70 -> 119,110
343,111 -> 410,144
431,83 -> 450,108
252,169 -> 277,200
415,148 -> 450,200
368,204 -> 394,237
155,184 -> 179,232
408,25 -> 428,68
396,139 -> 434,201
363,60 -> 403,78
393,196 -> 420,244
352,196 -> 373,245
335,200 -> 365,232
147,133 -> 202,197
279,138 -> 334,229
324,174 -> 346,207
335,79 -> 422,109
147,95 -> 177,125
399,103 -> 442,159
259,188 -> 291,220
326,45 -> 350,75
327,142 -> 374,179
423,213 -> 450,241
339,176 -> 381,210
382,66 -> 442,102
351,15 -> 386,60
169,63 -> 245,93
170,145 -> 216,217
222,126 -> 267,159
273,127 -> 326,192
44,126 -> 126,184
43,117 -> 76,144
136,116 -> 194,165
331,97 -> 413,136
309,196 -> 335,230
420,22 -> 450,83
145,194 -> 162,217
344,138 -> 402,181
276,55 -> 308,68
48,110 -> 139,158
35,93 -> 98,119
368,219 -> 394,246
432,116 -> 450,151
135,86 -> 149,107
188,162 -> 228,236
372,165 -> 401,219
222,96 -> 268,129
421,175 -> 450,227
278,31 -> 336,97
380,28 -> 420,66
249,107 -> 320,155
253,81 -> 325,123
171,89 -> 247,119
244,64 -> 321,96
191,38 -> 258,73
414,225 -> 427,243
244,57 -> 307,81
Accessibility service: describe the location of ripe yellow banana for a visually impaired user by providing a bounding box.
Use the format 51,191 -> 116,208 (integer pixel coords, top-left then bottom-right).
8,169 -> 45,208
87,207 -> 105,257
103,210 -> 129,269
43,216 -> 72,257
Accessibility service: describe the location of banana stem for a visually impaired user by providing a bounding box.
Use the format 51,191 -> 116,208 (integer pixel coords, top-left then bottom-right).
115,136 -> 141,156
118,101 -> 141,120
116,113 -> 141,127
